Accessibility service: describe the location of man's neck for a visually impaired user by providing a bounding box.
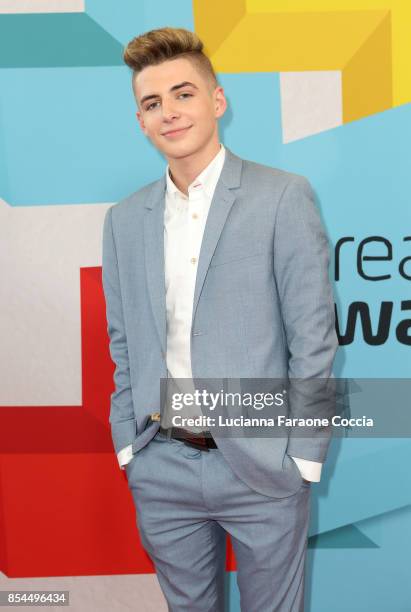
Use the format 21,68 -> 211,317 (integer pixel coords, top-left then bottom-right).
167,138 -> 221,196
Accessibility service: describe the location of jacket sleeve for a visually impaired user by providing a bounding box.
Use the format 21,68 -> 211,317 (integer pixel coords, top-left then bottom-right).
102,206 -> 136,454
273,176 -> 339,463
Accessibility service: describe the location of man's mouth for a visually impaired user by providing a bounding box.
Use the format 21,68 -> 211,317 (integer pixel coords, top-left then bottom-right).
162,125 -> 192,137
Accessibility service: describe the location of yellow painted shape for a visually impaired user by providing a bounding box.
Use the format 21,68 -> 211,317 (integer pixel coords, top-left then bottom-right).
343,12 -> 392,122
195,0 -> 246,57
194,0 -> 398,123
207,10 -> 388,70
249,0 -> 403,9
247,1 -> 410,106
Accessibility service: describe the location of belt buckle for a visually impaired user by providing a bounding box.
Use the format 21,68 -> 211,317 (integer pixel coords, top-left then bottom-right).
183,436 -> 209,452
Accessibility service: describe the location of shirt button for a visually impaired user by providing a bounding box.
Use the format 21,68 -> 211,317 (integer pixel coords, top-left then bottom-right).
190,257 -> 197,264
192,213 -> 199,219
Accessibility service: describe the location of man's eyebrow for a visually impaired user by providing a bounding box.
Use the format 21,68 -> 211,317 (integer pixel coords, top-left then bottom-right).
139,81 -> 198,106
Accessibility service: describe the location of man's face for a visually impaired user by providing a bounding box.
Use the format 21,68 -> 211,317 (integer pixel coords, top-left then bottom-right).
134,57 -> 226,160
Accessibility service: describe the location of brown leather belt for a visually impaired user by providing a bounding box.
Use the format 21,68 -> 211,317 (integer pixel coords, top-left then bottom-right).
159,426 -> 218,451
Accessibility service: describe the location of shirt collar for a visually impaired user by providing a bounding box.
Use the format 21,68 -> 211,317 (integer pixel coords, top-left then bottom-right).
165,143 -> 226,200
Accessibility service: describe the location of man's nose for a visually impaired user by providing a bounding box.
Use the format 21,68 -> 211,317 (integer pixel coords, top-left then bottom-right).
162,101 -> 180,121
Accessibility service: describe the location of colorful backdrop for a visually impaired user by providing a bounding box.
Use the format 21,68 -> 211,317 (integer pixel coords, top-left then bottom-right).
1,1 -> 410,610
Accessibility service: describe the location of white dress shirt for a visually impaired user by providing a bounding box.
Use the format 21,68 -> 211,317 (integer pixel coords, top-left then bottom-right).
116,144 -> 322,482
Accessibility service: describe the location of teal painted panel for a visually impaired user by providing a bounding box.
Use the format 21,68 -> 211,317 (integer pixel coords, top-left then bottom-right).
0,13 -> 123,68
306,506 -> 411,611
308,524 -> 378,549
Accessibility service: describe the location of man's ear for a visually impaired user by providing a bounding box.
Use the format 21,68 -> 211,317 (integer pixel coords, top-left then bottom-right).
136,110 -> 147,135
213,86 -> 227,119
133,74 -> 147,134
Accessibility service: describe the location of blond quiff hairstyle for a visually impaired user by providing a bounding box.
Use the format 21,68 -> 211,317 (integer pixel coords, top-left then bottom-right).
123,27 -> 218,89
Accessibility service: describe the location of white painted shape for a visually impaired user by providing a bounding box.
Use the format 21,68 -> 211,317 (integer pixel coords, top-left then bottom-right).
0,199 -> 112,406
0,571 -> 168,611
0,0 -> 84,13
280,71 -> 342,143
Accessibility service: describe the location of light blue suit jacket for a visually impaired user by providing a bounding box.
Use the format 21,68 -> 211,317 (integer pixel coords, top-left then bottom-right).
102,147 -> 338,498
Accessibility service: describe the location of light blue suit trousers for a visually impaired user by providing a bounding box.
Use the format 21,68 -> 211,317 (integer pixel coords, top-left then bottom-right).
126,432 -> 311,612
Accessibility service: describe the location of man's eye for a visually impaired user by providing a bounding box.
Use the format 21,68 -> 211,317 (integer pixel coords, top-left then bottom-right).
146,101 -> 159,111
144,93 -> 192,111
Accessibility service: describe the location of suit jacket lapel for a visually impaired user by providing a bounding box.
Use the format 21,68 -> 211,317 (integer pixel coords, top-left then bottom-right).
191,188 -> 234,327
143,147 -> 243,351
191,147 -> 242,326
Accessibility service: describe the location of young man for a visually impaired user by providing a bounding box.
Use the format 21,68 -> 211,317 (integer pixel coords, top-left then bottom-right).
102,27 -> 338,612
